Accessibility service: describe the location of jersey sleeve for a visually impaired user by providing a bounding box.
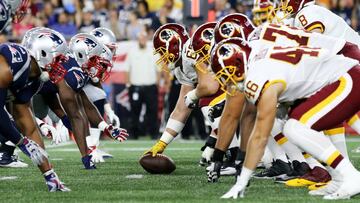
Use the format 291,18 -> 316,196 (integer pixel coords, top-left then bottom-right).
294,6 -> 326,33
63,58 -> 89,92
172,68 -> 196,87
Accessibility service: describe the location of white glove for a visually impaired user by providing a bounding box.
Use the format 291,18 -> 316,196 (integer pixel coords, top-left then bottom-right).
104,103 -> 120,128
221,167 -> 253,199
53,120 -> 70,144
184,89 -> 199,108
201,146 -> 214,163
40,123 -> 59,139
221,182 -> 246,199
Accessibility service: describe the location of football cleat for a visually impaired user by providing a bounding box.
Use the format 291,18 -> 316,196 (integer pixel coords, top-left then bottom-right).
0,152 -> 28,168
89,147 -> 105,163
285,166 -> 331,187
323,172 -> 360,200
96,148 -> 113,159
253,159 -> 292,179
44,170 -> 71,192
81,154 -> 96,169
288,160 -> 311,177
220,161 -> 237,176
308,171 -> 343,196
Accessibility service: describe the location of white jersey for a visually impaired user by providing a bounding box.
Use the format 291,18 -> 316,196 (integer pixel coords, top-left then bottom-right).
292,5 -> 360,46
244,46 -> 357,105
172,40 -> 198,87
249,23 -> 346,61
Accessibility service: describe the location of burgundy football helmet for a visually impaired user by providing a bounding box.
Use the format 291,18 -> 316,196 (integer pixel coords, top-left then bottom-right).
280,0 -> 315,17
153,23 -> 189,71
214,13 -> 255,44
252,0 -> 274,26
211,37 -> 251,95
190,22 -> 216,72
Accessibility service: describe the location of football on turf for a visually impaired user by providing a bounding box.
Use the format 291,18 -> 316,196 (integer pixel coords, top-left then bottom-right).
139,153 -> 176,174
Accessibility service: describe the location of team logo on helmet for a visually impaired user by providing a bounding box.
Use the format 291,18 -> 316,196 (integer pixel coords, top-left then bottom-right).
201,28 -> 214,43
39,32 -> 64,48
159,29 -> 175,43
93,30 -> 104,37
217,44 -> 234,60
0,4 -> 7,21
219,22 -> 235,39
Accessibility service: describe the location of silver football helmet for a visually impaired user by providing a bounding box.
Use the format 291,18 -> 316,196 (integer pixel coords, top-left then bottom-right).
70,33 -> 113,82
3,0 -> 29,23
90,27 -> 117,51
23,28 -> 68,83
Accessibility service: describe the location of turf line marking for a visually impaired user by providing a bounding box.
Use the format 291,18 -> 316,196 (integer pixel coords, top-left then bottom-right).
125,174 -> 143,179
0,176 -> 18,181
46,141 -> 74,149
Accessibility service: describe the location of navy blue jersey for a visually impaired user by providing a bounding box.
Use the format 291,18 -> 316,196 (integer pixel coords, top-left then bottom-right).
40,56 -> 89,94
0,43 -> 31,91
12,79 -> 43,104
0,0 -> 11,32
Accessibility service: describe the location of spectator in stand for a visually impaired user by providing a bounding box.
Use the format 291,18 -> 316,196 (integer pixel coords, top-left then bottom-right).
151,5 -> 175,33
42,1 -> 58,27
79,8 -> 100,33
137,0 -> 157,30
102,9 -> 122,40
332,0 -> 354,25
163,0 -> 183,23
214,0 -> 231,20
126,10 -> 144,40
124,31 -> 160,139
51,12 -> 77,39
13,12 -> 35,39
93,0 -> 108,26
118,0 -> 136,40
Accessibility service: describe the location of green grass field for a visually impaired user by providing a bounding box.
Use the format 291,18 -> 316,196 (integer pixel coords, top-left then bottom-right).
1,138 -> 360,203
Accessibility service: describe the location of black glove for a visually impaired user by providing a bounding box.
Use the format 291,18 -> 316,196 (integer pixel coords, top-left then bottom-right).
208,100 -> 226,122
207,161 -> 222,183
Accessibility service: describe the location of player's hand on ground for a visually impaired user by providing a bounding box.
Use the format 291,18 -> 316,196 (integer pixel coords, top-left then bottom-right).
201,146 -> 214,163
39,122 -> 59,140
104,125 -> 128,142
207,161 -> 222,183
184,90 -> 198,109
18,137 -> 48,165
144,140 -> 167,157
221,182 -> 246,199
106,110 -> 120,128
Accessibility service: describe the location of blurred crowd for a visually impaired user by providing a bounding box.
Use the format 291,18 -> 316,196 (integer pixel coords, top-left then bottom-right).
1,0 -> 359,42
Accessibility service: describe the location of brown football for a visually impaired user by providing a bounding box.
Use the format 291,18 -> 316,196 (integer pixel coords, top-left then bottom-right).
139,153 -> 176,174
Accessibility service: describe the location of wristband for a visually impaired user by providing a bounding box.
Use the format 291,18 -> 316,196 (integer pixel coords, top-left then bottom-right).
187,89 -> 199,100
98,121 -> 108,131
166,118 -> 185,133
213,148 -> 225,162
205,135 -> 217,148
60,116 -> 72,130
159,131 -> 175,144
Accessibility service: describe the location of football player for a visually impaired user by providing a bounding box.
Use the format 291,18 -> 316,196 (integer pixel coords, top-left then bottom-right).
252,0 -> 274,26
213,33 -> 360,199
69,33 -> 128,163
0,42 -> 69,191
0,0 -> 32,167
22,28 -> 128,169
146,23 -> 240,174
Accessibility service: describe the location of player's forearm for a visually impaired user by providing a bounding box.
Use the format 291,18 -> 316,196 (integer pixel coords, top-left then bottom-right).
243,130 -> 269,170
240,103 -> 257,151
215,114 -> 239,151
68,112 -> 88,156
80,91 -> 103,126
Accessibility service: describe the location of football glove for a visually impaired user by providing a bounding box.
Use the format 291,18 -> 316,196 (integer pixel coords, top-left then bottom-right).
207,161 -> 222,183
201,146 -> 215,164
208,100 -> 225,122
39,122 -> 59,140
144,140 -> 167,157
18,137 -> 48,166
54,121 -> 70,144
221,182 -> 246,199
44,169 -> 71,192
184,89 -> 198,109
104,125 -> 129,142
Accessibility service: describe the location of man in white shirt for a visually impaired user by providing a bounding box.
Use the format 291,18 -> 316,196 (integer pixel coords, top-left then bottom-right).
124,31 -> 160,139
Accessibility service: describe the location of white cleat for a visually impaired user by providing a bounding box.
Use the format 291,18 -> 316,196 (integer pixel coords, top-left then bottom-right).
96,148 -> 113,159
323,172 -> 360,200
90,149 -> 105,163
308,180 -> 342,196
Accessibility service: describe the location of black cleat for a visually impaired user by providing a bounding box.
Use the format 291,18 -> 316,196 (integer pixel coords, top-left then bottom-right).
253,159 -> 292,179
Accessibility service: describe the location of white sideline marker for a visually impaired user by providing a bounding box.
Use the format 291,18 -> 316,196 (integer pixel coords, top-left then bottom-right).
0,176 -> 18,181
126,174 -> 144,179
